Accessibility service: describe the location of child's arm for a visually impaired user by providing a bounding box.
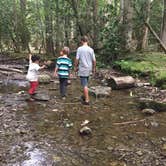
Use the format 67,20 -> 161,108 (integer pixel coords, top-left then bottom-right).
53,67 -> 58,77
29,54 -> 32,64
69,60 -> 73,78
39,65 -> 46,70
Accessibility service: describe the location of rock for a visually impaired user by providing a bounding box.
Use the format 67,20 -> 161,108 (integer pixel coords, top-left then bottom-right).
136,150 -> 143,156
65,123 -> 73,128
142,108 -> 156,115
79,126 -> 92,135
81,120 -> 90,126
150,121 -> 159,127
32,93 -> 50,101
162,144 -> 166,150
89,86 -> 111,97
135,82 -> 151,87
139,98 -> 166,112
38,74 -> 51,83
52,109 -> 58,112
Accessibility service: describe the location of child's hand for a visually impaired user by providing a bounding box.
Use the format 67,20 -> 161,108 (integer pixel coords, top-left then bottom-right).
41,65 -> 46,69
53,72 -> 58,77
69,73 -> 73,78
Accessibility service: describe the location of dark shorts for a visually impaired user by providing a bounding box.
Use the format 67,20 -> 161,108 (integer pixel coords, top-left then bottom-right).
80,76 -> 89,87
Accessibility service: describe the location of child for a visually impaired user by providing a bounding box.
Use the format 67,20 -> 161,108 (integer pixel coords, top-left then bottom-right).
54,47 -> 72,99
26,54 -> 45,100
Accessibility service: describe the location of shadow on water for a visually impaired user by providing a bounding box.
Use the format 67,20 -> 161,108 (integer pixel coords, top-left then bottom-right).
1,78 -> 166,165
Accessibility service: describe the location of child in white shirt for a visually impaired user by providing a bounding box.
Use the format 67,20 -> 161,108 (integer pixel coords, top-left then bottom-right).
26,54 -> 45,98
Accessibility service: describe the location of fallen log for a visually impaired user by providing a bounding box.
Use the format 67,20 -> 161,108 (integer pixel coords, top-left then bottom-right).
107,76 -> 135,89
0,67 -> 23,73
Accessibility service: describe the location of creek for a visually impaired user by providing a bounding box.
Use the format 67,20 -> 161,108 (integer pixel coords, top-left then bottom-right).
0,69 -> 166,166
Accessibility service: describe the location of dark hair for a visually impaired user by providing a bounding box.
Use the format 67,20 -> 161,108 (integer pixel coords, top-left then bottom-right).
81,35 -> 88,43
31,55 -> 40,62
62,46 -> 70,55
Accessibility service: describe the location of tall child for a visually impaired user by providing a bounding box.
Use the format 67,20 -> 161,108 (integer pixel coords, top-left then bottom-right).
26,54 -> 45,99
54,47 -> 72,99
74,36 -> 96,105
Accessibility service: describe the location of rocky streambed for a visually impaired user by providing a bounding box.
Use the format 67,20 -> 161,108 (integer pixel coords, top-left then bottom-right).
0,58 -> 166,165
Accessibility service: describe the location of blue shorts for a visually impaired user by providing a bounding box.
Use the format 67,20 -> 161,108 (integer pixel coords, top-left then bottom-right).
80,76 -> 89,87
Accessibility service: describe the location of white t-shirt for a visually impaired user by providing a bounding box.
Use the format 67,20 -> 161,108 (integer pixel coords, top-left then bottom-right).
26,61 -> 40,82
76,45 -> 95,76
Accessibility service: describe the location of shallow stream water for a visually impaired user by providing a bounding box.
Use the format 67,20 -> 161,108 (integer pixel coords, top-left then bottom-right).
0,76 -> 166,166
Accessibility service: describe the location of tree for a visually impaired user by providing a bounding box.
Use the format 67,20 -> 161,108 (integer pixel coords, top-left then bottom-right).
141,0 -> 151,50
122,0 -> 134,52
43,0 -> 54,56
161,0 -> 166,46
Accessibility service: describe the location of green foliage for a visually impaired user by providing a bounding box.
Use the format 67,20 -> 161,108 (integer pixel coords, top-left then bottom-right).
114,52 -> 166,88
100,2 -> 123,64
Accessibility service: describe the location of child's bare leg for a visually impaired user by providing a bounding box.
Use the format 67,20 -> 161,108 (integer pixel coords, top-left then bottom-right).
83,86 -> 89,102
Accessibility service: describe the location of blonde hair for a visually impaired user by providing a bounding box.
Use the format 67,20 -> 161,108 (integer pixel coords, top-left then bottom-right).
62,46 -> 70,55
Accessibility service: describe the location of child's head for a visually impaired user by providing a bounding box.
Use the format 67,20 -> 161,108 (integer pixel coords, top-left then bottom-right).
31,55 -> 40,63
61,47 -> 70,56
81,35 -> 88,43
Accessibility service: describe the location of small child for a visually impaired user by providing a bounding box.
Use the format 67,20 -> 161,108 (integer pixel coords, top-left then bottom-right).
54,47 -> 72,99
26,54 -> 45,99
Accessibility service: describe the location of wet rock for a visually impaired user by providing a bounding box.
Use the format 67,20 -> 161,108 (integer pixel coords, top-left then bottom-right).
162,144 -> 166,150
135,82 -> 151,87
89,86 -> 111,97
81,120 -> 90,126
161,137 -> 166,142
150,121 -> 159,127
53,156 -> 61,162
136,150 -> 143,156
139,98 -> 166,112
79,126 -> 92,135
32,93 -> 50,101
107,146 -> 114,151
38,74 -> 51,83
142,108 -> 156,115
65,123 -> 74,128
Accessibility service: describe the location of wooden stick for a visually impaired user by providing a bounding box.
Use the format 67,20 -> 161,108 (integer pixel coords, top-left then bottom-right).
0,67 -> 23,73
113,119 -> 145,125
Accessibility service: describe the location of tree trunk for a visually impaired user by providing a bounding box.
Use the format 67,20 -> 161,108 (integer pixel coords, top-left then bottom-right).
145,22 -> 166,53
12,0 -> 21,53
120,0 -> 124,23
20,0 -> 30,51
123,0 -> 134,52
141,0 -> 151,50
92,0 -> 98,49
44,0 -> 54,56
70,0 -> 84,36
161,0 -> 166,45
55,0 -> 60,54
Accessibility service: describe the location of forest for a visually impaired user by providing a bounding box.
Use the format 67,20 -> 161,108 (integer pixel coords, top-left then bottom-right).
1,0 -> 166,166
0,0 -> 165,59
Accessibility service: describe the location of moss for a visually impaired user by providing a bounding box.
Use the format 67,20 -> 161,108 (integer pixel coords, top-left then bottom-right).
114,52 -> 166,88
